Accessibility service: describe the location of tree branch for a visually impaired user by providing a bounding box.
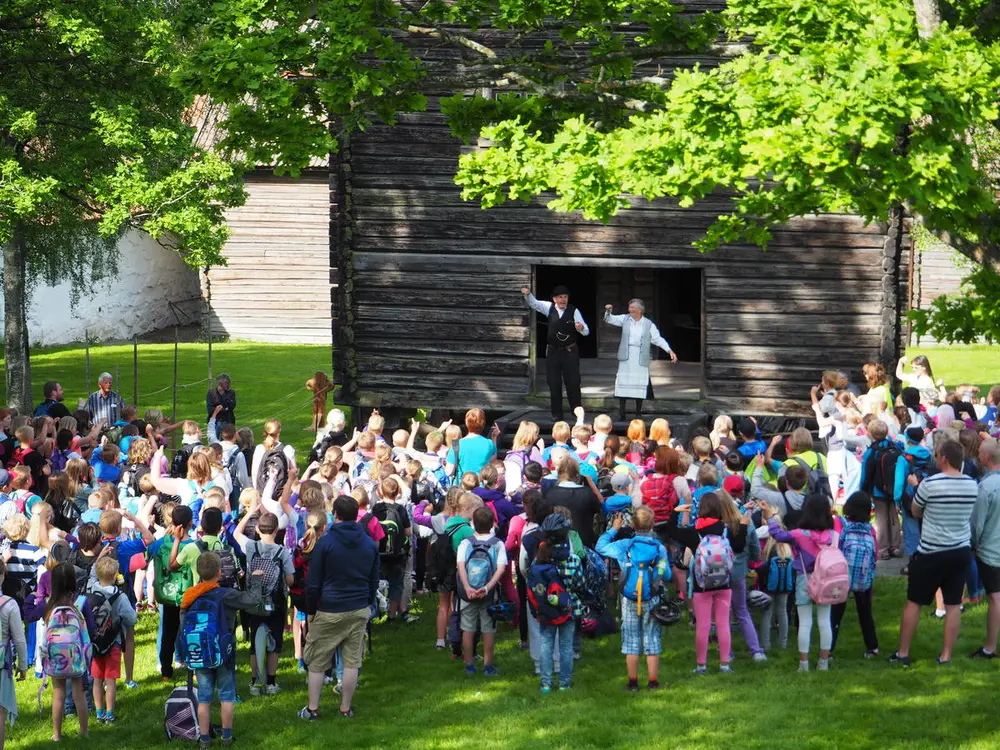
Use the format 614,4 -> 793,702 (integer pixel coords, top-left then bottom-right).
912,0 -> 942,38
928,226 -> 1000,274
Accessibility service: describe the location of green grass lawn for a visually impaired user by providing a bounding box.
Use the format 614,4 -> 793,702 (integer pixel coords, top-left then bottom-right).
0,342 -> 335,460
906,345 -> 999,397
8,579 -> 1000,749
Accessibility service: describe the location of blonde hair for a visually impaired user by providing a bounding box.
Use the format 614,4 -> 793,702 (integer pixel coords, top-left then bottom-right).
368,443 -> 393,481
99,509 -> 123,537
425,431 -> 443,453
633,505 -> 655,532
551,421 -> 571,444
627,420 -> 647,443
460,471 -> 478,491
238,487 -> 259,511
571,425 -> 593,444
203,485 -> 228,511
649,418 -> 671,444
716,489 -> 740,533
59,416 -> 78,435
710,416 -> 734,449
14,425 -> 34,444
182,420 -> 200,437
65,458 -> 90,492
262,419 -> 282,450
691,436 -> 712,458
696,462 -> 719,488
457,492 -> 483,515
186,451 -> 213,485
300,510 -> 327,555
444,424 -> 462,448
511,421 -> 540,452
367,413 -> 385,434
351,486 -> 370,508
95,555 -> 120,586
556,456 -> 581,484
9,466 -> 31,490
3,514 -> 29,542
788,427 -> 814,455
27,502 -> 53,546
127,437 -> 153,466
593,414 -> 613,433
443,486 -> 463,517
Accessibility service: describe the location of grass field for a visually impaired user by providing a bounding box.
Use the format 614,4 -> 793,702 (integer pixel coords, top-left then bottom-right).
0,342 -> 334,460
7,579 -> 1000,749
906,345 -> 999,396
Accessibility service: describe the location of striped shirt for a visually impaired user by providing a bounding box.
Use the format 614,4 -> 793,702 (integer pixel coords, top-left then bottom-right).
4,541 -> 47,593
914,473 -> 978,554
86,389 -> 125,426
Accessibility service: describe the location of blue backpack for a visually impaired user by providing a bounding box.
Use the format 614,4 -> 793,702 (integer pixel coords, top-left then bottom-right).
525,561 -> 572,625
686,485 -> 719,527
181,588 -> 233,670
619,536 -> 663,613
580,547 -> 607,605
456,537 -> 499,602
765,554 -> 795,594
840,521 -> 877,592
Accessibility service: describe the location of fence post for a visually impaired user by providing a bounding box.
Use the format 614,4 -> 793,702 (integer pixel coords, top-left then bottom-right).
172,325 -> 179,452
115,364 -> 120,400
133,335 -> 138,406
84,329 -> 90,394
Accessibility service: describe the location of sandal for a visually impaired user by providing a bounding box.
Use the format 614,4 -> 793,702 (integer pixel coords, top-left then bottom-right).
339,708 -> 354,718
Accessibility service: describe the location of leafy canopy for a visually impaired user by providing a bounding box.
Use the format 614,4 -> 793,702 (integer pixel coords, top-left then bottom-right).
0,0 -> 246,275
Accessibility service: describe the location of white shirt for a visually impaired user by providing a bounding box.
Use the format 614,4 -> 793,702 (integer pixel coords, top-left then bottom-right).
524,294 -> 590,336
605,313 -> 672,352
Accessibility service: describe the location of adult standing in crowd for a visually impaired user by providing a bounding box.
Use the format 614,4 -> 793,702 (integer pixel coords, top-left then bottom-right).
207,374 -> 237,425
34,382 -> 70,420
970,438 -> 1000,659
299,495 -> 379,720
890,440 -> 979,667
522,285 -> 589,422
603,299 -> 677,420
86,372 -> 124,426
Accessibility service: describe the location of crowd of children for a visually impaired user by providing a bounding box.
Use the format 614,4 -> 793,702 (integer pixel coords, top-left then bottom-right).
0,359 -> 997,743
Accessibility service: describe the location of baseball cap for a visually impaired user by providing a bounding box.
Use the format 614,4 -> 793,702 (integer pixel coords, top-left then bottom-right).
610,473 -> 632,492
905,426 -> 924,444
723,474 -> 745,497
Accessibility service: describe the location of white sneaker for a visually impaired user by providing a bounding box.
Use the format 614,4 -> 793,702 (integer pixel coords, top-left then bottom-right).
798,661 -> 810,672
249,683 -> 262,697
323,675 -> 334,686
752,652 -> 768,663
265,684 -> 281,696
817,658 -> 830,671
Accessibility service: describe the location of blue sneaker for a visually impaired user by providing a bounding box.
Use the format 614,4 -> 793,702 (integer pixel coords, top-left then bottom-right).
540,685 -> 552,694
464,664 -> 476,676
483,665 -> 499,677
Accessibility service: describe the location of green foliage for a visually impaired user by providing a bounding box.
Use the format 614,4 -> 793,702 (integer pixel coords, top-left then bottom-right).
0,0 -> 247,287
908,262 -> 1000,345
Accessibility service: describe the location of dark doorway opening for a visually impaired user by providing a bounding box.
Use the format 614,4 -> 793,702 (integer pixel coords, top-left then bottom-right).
533,265 -> 599,359
655,268 -> 702,363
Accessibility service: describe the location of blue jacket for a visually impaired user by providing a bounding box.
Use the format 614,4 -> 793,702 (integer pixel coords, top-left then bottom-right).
737,439 -> 768,460
305,521 -> 379,615
859,438 -> 901,499
893,444 -> 933,506
595,529 -> 671,586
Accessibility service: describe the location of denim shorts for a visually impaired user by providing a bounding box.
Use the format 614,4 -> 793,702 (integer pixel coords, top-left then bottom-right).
196,663 -> 236,704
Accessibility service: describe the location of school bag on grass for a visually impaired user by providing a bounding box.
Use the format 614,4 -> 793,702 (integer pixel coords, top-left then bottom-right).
164,671 -> 200,741
525,560 -> 572,625
181,588 -> 234,670
456,536 -> 499,602
693,530 -> 734,592
619,536 -> 663,614
42,598 -> 92,679
805,531 -> 850,605
839,523 -> 877,592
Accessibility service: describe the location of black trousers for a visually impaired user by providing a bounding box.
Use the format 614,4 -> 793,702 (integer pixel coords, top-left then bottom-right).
830,588 -> 879,653
160,603 -> 181,678
516,566 -> 529,643
546,345 -> 581,418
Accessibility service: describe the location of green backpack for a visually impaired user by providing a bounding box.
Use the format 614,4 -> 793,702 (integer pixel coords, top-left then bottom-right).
152,537 -> 193,606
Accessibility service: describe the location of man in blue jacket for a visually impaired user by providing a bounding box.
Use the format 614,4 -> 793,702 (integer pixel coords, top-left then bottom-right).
298,495 -> 379,720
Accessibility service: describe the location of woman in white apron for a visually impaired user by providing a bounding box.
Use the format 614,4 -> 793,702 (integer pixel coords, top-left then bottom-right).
603,299 -> 677,420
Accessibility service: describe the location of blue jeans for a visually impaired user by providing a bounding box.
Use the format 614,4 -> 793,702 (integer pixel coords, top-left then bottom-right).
968,552 -> 985,599
539,620 -> 575,689
902,513 -> 920,557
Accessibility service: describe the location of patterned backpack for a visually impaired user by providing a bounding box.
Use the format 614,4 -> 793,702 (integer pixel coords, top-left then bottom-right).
840,523 -> 877,592
164,672 -> 199,741
693,530 -> 735,591
181,588 -> 233,670
42,598 -> 92,679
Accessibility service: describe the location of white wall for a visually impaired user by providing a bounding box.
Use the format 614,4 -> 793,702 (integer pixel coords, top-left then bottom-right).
1,230 -> 201,346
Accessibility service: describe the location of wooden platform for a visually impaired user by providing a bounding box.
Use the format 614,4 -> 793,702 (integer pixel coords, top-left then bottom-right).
535,359 -> 704,404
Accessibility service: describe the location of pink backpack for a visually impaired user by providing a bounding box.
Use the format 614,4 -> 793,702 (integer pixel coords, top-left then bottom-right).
805,532 -> 850,605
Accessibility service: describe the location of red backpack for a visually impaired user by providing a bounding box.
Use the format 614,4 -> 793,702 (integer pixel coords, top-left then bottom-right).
7,447 -> 35,487
641,474 -> 680,523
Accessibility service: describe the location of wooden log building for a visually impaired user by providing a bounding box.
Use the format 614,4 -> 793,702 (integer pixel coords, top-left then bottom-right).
199,3 -> 918,418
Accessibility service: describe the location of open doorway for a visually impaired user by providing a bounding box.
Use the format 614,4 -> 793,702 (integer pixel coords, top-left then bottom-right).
655,268 -> 702,362
533,266 -> 599,359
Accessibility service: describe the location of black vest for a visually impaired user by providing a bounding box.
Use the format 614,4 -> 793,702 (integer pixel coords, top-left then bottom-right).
547,304 -> 578,347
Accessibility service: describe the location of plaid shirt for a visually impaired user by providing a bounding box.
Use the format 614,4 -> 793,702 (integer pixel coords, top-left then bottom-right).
554,548 -> 585,617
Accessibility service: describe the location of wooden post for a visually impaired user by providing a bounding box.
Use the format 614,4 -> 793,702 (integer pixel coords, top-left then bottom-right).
171,325 -> 179,451
880,206 -> 904,377
115,364 -> 120,399
133,335 -> 138,406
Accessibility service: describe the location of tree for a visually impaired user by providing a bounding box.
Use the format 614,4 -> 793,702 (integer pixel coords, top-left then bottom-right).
174,0 -> 1000,329
1,1 -> 246,410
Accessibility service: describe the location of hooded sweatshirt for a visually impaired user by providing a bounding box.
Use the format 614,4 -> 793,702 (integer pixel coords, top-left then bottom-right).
472,487 -> 517,537
304,520 -> 379,615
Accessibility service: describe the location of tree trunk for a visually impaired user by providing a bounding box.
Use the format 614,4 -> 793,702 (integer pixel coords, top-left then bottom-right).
912,0 -> 942,38
4,223 -> 32,412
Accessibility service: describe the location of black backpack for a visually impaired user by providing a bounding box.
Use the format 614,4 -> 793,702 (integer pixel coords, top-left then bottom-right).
308,432 -> 339,466
223,449 -> 243,508
196,540 -> 243,590
863,442 -> 902,498
371,502 -> 407,563
426,524 -> 461,593
88,589 -> 123,657
255,442 -> 289,496
171,443 -> 202,479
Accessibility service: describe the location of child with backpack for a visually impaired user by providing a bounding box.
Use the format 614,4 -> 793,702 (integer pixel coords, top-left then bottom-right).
830,492 -> 879,658
0,559 -> 27,741
180,550 -> 267,749
757,529 -> 795,652
595,506 -> 670,690
667,493 -> 746,674
233,509 -> 294,695
525,513 -> 584,692
894,426 -> 935,573
148,505 -> 196,680
762,494 -> 847,671
371,478 -> 415,624
38,563 -> 96,741
89,555 -> 138,724
291,510 -> 326,673
857,420 -> 903,558
456,506 -> 506,677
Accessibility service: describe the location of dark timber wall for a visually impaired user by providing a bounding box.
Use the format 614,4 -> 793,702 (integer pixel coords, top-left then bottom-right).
333,101 -> 907,414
